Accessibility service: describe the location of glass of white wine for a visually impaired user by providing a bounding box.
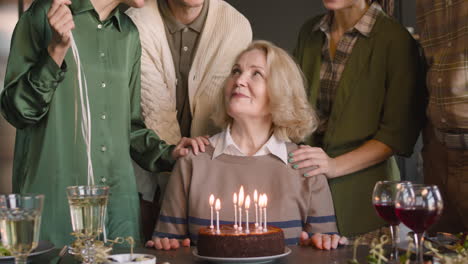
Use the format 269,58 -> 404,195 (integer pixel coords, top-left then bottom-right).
0,194 -> 44,264
67,185 -> 109,264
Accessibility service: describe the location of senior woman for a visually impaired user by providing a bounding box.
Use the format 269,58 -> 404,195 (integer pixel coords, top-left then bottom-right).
292,0 -> 426,237
146,40 -> 348,250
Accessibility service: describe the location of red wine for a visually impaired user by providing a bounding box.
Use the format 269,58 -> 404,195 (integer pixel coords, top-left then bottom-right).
374,203 -> 400,225
395,207 -> 441,233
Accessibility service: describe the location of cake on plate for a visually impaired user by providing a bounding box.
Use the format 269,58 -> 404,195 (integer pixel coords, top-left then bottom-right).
197,224 -> 285,258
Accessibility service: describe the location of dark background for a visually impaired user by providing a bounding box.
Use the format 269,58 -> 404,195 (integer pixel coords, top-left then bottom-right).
225,0 -> 416,52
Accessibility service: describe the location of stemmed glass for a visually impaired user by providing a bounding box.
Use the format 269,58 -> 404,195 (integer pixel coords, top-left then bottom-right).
67,186 -> 109,264
395,184 -> 443,264
0,194 -> 44,264
372,181 -> 410,262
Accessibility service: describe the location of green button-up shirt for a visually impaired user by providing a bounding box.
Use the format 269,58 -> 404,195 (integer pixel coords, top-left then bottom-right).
0,0 -> 175,246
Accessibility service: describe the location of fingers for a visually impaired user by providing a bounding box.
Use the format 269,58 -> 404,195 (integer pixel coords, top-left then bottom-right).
190,138 -> 200,155
145,240 -> 154,248
169,239 -> 179,249
299,231 -> 311,246
200,136 -> 211,145
331,234 -> 340,249
194,137 -> 205,153
161,237 -> 171,250
311,233 -> 323,249
322,234 -> 331,250
48,0 -> 71,20
182,238 -> 191,247
339,236 -> 349,245
154,237 -> 163,250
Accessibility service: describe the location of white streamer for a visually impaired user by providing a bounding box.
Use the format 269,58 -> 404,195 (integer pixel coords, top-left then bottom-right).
70,34 -> 95,186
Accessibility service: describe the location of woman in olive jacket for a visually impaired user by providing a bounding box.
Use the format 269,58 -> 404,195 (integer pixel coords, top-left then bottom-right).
290,0 -> 426,237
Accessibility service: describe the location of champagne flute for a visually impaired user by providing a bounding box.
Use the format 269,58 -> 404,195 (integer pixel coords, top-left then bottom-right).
67,186 -> 109,264
372,181 -> 410,262
0,194 -> 44,264
395,184 -> 443,264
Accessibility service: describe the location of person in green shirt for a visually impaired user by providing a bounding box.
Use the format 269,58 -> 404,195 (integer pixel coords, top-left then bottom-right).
290,0 -> 426,237
0,0 -> 208,247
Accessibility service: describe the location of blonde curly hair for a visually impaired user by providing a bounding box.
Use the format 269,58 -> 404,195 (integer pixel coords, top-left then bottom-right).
211,40 -> 318,143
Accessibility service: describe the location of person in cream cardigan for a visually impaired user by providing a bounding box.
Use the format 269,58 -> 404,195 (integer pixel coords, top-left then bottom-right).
126,0 -> 252,240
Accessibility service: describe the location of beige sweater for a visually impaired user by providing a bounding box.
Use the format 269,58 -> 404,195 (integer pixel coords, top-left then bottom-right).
126,0 -> 252,145
155,144 -> 339,245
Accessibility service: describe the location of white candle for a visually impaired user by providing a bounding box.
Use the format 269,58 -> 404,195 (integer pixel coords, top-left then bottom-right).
245,195 -> 250,233
238,186 -> 244,231
209,194 -> 215,229
233,193 -> 238,229
258,195 -> 263,231
263,194 -> 268,232
215,198 -> 221,234
254,190 -> 258,228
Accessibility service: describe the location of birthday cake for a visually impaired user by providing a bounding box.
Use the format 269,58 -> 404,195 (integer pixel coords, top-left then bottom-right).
197,224 -> 285,258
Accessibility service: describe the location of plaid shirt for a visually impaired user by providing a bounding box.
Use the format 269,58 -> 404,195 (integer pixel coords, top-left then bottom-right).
417,0 -> 468,149
315,2 -> 382,134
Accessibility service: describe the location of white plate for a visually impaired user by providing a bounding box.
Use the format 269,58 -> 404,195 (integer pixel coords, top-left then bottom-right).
193,247 -> 291,264
0,241 -> 54,262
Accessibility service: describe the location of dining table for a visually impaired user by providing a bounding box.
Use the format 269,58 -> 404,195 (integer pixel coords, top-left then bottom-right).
25,244 -> 375,264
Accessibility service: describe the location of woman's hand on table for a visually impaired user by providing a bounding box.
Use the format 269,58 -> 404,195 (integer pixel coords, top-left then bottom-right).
299,231 -> 348,250
289,145 -> 338,179
172,136 -> 210,159
146,237 -> 190,250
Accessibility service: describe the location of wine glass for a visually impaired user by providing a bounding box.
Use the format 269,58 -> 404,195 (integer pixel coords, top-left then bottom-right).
0,194 -> 44,264
395,184 -> 443,264
372,181 -> 410,262
67,186 -> 109,264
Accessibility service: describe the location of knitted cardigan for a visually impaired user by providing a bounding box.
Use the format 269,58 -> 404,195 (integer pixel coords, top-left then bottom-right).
127,0 -> 252,145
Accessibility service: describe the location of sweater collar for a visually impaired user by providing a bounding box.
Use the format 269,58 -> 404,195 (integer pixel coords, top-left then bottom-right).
209,126 -> 289,164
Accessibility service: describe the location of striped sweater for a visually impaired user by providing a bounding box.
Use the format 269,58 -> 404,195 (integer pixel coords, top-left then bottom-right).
155,143 -> 339,245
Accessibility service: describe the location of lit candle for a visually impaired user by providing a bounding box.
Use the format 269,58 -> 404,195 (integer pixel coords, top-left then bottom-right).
258,195 -> 263,231
263,194 -> 268,232
215,198 -> 221,234
245,195 -> 250,233
254,190 -> 258,228
238,186 -> 244,231
209,194 -> 215,229
233,192 -> 238,229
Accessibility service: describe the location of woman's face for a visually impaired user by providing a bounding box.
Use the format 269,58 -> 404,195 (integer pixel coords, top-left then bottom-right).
322,0 -> 366,10
225,49 -> 270,121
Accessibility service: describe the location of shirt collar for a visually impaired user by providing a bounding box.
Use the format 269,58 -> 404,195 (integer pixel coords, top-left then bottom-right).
70,0 -> 123,32
209,126 -> 289,164
314,2 -> 381,37
159,0 -> 208,34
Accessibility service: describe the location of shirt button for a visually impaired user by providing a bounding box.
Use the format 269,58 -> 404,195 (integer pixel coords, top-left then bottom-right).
101,82 -> 106,88
183,46 -> 188,52
101,145 -> 107,152
101,178 -> 107,183
100,52 -> 105,57
183,27 -> 188,33
101,113 -> 107,120
59,72 -> 65,77
437,78 -> 443,83
97,24 -> 103,29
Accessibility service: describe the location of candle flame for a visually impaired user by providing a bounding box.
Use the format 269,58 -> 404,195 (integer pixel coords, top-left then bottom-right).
245,195 -> 251,209
258,194 -> 263,208
264,194 -> 268,207
233,192 -> 237,204
238,186 -> 244,207
209,194 -> 215,206
254,190 -> 258,203
215,198 -> 221,211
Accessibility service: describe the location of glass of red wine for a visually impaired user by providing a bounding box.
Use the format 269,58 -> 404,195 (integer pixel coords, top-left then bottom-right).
372,181 -> 411,262
395,184 -> 443,264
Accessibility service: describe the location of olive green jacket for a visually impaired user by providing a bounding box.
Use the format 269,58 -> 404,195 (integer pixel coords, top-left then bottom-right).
294,13 -> 426,236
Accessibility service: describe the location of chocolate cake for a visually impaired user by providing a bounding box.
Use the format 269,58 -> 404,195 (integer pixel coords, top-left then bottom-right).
197,224 -> 285,258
